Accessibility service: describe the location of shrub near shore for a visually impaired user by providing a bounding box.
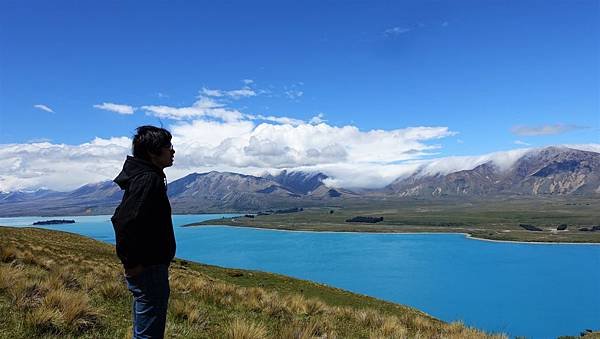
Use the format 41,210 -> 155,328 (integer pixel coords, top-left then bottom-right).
0,226 -> 508,338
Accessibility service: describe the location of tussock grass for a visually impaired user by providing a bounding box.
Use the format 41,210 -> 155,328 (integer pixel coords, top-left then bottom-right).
0,226 -> 510,338
278,319 -> 333,339
0,244 -> 18,262
97,278 -> 128,300
226,318 -> 268,339
41,289 -> 99,332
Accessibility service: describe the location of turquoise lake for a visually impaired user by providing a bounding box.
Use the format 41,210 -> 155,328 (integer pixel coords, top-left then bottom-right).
1,214 -> 599,338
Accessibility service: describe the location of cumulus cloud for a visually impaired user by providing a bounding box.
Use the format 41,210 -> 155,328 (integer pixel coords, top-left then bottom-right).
142,97 -> 244,122
511,124 -> 587,136
167,121 -> 454,170
0,137 -> 130,192
34,104 -> 54,113
140,89 -> 307,126
94,102 -> 135,115
2,129 -> 599,191
0,117 -> 457,191
309,113 -> 326,125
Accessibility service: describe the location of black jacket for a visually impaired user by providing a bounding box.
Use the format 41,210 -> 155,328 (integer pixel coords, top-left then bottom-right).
111,156 -> 176,269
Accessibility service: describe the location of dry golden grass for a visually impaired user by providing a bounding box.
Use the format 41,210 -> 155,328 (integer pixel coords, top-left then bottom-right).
0,244 -> 18,262
259,293 -> 292,319
0,264 -> 25,292
97,278 -> 128,299
237,286 -> 267,312
41,289 -> 99,332
26,306 -> 62,334
278,319 -> 333,339
226,318 -> 268,339
9,279 -> 48,310
285,294 -> 309,315
305,298 -> 327,316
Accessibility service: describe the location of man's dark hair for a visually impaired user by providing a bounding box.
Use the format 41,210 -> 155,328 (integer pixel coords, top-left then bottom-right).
132,125 -> 172,161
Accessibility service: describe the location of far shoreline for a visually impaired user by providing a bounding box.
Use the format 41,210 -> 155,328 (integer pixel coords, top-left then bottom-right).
186,222 -> 600,246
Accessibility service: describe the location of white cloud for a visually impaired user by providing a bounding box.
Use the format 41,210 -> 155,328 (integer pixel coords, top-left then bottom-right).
200,86 -> 256,99
309,113 -> 326,125
384,27 -> 412,36
0,117 -> 456,191
26,138 -> 52,143
0,137 -> 130,192
415,148 -> 534,176
285,90 -> 303,100
242,79 -> 254,85
563,143 -> 600,153
245,114 -> 305,126
511,124 -> 587,136
2,130 -> 598,191
200,88 -> 225,97
34,104 -> 54,113
514,140 -> 531,146
299,145 -> 600,189
166,121 -> 454,172
142,97 -> 244,122
94,102 -> 135,115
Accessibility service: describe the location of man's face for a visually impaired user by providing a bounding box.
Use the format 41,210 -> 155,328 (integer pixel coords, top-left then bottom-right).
150,143 -> 175,169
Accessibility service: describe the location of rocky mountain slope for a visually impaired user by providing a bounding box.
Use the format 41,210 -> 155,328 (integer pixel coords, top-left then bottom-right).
384,147 -> 600,197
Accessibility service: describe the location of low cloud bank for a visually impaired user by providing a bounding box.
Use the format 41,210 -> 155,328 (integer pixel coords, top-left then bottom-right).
1,121 -> 597,192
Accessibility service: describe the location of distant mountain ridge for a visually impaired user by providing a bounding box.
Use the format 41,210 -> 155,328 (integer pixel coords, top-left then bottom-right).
383,147 -> 600,197
1,146 -> 598,216
264,170 -> 329,195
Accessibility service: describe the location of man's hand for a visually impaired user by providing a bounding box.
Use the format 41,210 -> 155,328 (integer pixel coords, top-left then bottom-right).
124,264 -> 145,277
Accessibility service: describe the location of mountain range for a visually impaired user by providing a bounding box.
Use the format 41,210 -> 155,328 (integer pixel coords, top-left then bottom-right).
1,146 -> 598,217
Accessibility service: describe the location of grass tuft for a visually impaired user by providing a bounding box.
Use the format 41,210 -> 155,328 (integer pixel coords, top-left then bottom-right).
97,279 -> 127,299
0,245 -> 18,263
226,318 -> 268,339
27,306 -> 61,334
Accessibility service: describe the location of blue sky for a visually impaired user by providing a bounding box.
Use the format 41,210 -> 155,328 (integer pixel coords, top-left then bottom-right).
0,1 -> 599,191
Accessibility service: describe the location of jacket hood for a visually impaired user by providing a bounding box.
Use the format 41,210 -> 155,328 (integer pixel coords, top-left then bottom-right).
114,156 -> 165,190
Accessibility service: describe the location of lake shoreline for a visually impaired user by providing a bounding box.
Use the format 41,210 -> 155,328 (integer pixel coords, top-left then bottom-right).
186,221 -> 600,245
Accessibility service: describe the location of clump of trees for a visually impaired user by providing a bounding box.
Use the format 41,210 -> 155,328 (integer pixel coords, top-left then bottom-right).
579,225 -> 600,232
519,224 -> 543,232
345,216 -> 384,223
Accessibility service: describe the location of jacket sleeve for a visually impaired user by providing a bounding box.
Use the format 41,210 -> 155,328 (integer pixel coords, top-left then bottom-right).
111,173 -> 161,268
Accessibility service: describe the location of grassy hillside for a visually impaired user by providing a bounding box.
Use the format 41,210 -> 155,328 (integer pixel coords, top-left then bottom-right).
0,226 -> 511,338
189,197 -> 600,243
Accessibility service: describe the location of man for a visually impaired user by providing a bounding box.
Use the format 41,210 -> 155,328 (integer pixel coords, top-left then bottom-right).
111,125 -> 176,339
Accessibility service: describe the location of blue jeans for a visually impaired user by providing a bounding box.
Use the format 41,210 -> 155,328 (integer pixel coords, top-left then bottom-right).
125,264 -> 170,339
